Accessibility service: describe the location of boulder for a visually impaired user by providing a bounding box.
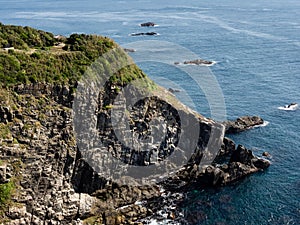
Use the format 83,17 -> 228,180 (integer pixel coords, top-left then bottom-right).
262,151 -> 271,157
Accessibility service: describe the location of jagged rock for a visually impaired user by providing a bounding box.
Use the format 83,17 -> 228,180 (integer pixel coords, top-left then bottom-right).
252,158 -> 271,169
230,144 -> 255,165
169,141 -> 270,189
0,106 -> 14,123
223,116 -> 264,134
0,164 -> 8,183
215,137 -> 236,163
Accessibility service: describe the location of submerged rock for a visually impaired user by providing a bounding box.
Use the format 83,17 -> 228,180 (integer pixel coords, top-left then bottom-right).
130,32 -> 159,36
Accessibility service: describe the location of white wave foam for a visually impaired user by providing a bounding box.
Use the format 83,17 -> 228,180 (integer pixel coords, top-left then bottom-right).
191,13 -> 300,48
278,104 -> 298,111
253,121 -> 270,128
146,219 -> 181,225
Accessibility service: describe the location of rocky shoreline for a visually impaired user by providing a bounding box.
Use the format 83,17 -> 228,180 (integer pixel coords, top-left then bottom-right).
0,84 -> 270,224
0,23 -> 271,225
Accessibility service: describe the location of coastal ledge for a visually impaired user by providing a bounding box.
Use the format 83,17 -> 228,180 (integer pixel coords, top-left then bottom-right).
223,115 -> 264,134
163,137 -> 270,190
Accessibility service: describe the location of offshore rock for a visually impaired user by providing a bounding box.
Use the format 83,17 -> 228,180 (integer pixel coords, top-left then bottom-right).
174,59 -> 214,66
223,116 -> 264,134
130,32 -> 158,36
140,22 -> 157,27
183,59 -> 214,65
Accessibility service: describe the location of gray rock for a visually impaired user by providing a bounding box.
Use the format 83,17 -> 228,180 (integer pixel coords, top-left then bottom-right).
223,116 -> 264,134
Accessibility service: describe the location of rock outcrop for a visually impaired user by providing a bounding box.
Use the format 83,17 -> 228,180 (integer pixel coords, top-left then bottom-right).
223,116 -> 264,134
163,138 -> 270,189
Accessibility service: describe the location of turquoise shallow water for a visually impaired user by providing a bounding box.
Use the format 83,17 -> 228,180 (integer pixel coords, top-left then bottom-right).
1,0 -> 299,224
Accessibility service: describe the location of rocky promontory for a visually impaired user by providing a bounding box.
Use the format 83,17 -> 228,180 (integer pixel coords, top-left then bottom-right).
0,23 -> 270,224
223,116 -> 264,134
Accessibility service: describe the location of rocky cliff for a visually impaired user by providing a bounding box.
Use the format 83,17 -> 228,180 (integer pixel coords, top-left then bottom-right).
0,23 -> 270,224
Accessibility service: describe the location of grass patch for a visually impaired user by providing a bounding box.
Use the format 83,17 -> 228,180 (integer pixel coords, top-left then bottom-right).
0,181 -> 15,210
0,124 -> 12,140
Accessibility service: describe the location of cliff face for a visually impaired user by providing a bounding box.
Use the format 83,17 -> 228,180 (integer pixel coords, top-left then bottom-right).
0,79 -> 224,225
0,24 -> 269,224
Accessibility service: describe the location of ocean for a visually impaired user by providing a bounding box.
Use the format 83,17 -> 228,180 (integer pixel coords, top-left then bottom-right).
0,0 -> 299,224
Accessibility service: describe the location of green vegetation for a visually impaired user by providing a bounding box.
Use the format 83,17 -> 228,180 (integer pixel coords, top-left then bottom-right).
83,216 -> 99,224
103,104 -> 114,110
0,23 -> 149,88
109,65 -> 146,86
0,181 -> 14,209
0,160 -> 22,218
0,124 -> 11,140
0,22 -> 55,50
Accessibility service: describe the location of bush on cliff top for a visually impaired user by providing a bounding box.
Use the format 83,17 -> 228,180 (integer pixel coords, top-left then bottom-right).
0,22 -> 55,50
0,23 -> 146,87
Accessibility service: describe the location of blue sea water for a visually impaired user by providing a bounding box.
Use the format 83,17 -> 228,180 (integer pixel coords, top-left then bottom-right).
0,0 -> 299,224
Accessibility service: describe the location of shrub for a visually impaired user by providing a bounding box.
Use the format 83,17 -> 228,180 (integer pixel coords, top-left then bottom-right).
0,181 -> 14,208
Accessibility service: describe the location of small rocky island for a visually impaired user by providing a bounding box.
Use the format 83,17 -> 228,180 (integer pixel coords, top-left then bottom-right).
223,116 -> 264,134
175,59 -> 215,66
0,23 -> 270,224
140,22 -> 157,27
